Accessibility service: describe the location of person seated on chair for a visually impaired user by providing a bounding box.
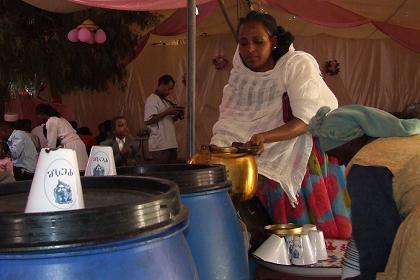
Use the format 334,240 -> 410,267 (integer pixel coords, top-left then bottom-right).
309,104 -> 420,280
77,126 -> 95,154
100,116 -> 142,167
401,102 -> 420,119
0,141 -> 15,183
0,121 -> 38,181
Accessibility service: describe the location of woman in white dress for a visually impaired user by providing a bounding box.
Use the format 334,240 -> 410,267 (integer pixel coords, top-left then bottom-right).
210,11 -> 351,239
35,104 -> 88,171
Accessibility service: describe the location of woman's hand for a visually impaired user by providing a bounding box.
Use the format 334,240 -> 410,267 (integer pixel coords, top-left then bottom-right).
246,133 -> 265,155
245,118 -> 308,156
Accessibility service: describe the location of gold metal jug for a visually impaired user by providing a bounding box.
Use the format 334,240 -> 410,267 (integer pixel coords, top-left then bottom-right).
189,145 -> 258,201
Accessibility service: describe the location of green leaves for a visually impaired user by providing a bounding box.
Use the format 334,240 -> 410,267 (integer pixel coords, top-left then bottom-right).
0,0 -> 159,97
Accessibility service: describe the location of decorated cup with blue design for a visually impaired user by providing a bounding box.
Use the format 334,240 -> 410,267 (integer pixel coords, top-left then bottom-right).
84,146 -> 116,176
25,148 -> 85,213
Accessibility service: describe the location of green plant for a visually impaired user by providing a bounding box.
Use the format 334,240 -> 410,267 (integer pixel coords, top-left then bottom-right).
0,1 -> 159,99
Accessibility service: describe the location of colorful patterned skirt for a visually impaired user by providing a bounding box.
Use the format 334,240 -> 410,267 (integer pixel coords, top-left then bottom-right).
256,138 -> 352,239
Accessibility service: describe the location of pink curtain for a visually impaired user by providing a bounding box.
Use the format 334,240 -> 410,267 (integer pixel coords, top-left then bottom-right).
373,21 -> 420,54
66,0 -> 215,11
265,0 -> 420,53
126,0 -> 218,62
266,0 -> 369,27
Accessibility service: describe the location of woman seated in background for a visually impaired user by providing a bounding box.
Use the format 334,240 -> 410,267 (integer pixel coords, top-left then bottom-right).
309,104 -> 420,280
402,102 -> 420,119
0,141 -> 14,183
210,11 -> 351,242
77,126 -> 95,154
35,104 -> 89,172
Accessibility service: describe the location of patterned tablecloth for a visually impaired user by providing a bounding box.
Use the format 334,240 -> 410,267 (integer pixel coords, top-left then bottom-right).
311,238 -> 348,267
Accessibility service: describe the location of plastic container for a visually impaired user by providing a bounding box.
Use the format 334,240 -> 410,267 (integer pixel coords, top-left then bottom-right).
0,176 -> 198,280
118,164 -> 249,280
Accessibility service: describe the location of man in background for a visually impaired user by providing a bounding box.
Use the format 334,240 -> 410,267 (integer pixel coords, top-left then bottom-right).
144,74 -> 183,164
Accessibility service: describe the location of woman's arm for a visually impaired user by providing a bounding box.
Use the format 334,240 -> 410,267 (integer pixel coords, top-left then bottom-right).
45,118 -> 58,148
246,118 -> 308,154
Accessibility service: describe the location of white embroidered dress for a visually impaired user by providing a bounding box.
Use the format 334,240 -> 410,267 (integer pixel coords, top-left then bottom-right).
211,45 -> 338,204
45,117 -> 89,171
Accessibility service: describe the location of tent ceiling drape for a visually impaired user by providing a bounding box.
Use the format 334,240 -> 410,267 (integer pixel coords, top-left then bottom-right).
264,0 -> 420,53
65,0 -> 215,11
22,0 -> 87,13
23,0 -> 420,53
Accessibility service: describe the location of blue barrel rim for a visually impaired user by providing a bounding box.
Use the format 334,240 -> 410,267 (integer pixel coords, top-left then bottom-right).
117,164 -> 230,193
0,176 -> 188,252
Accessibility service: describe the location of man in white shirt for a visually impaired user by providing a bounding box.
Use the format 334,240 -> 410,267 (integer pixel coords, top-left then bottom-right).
144,74 -> 183,163
0,121 -> 38,181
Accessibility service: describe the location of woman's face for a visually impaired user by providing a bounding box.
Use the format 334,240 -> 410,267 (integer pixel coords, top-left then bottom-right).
238,21 -> 276,72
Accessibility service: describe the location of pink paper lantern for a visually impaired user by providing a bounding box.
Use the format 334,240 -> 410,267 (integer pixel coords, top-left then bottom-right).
87,32 -> 95,44
78,27 -> 92,42
95,29 -> 106,44
67,29 -> 79,42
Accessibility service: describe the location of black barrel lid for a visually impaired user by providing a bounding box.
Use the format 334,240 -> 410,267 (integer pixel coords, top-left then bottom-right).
117,164 -> 230,193
0,176 -> 187,252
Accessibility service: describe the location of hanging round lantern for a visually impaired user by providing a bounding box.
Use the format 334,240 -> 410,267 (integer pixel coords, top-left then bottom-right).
67,29 -> 79,42
77,27 -> 91,42
67,19 -> 106,45
94,29 -> 106,44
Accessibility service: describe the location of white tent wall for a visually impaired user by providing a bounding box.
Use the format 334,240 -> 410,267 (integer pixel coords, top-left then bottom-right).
296,34 -> 420,110
63,31 -> 420,159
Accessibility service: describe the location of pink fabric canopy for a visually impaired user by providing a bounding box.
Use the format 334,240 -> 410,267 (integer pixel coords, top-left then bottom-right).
124,0 -> 218,64
265,0 -> 420,53
62,0 -> 420,53
267,0 -> 369,27
66,0 -> 215,11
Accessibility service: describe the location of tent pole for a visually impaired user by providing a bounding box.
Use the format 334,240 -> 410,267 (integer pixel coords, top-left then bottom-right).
218,0 -> 238,42
187,0 -> 196,159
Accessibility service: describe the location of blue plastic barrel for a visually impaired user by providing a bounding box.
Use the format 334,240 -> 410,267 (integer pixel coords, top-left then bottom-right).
118,164 -> 250,280
0,176 -> 198,280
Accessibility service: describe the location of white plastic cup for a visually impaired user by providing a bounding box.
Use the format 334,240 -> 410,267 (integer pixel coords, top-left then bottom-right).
291,234 -> 317,265
302,223 -> 317,234
84,146 -> 116,176
253,234 -> 291,265
285,235 -> 294,260
25,148 -> 85,213
308,230 -> 328,260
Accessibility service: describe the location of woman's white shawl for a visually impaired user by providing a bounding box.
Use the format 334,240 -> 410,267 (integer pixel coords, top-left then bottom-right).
211,45 -> 338,205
